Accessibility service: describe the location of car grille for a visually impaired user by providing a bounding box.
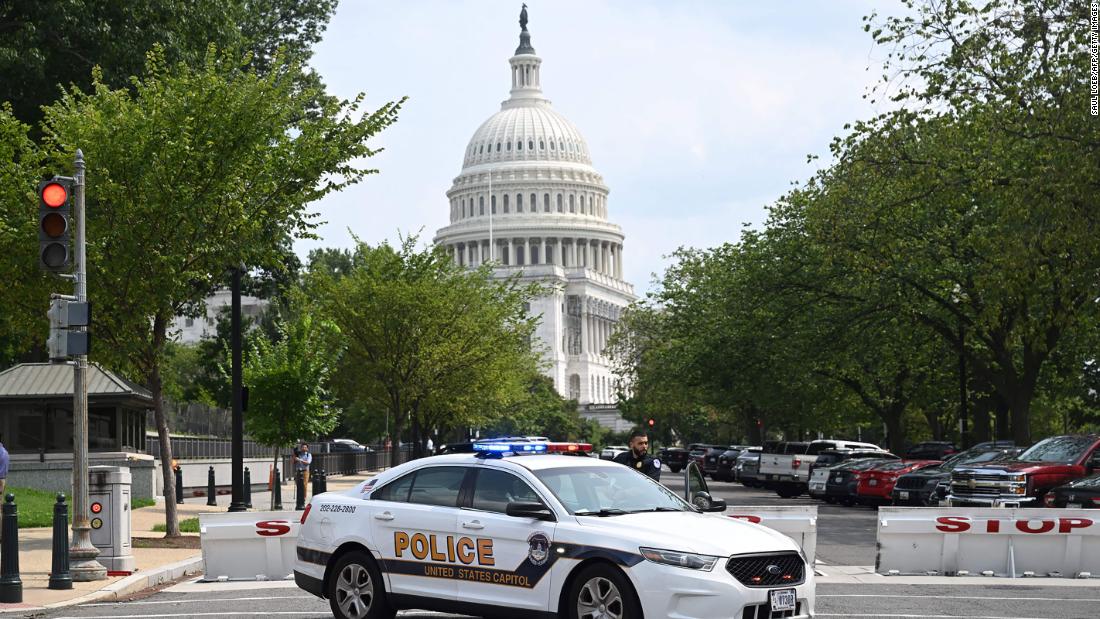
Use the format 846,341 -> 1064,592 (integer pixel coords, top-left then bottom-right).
951,485 -> 1001,496
742,602 -> 802,619
726,552 -> 805,588
895,476 -> 927,490
954,472 -> 1005,483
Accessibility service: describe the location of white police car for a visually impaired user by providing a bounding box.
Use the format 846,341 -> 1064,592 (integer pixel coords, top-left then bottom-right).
294,442 -> 814,618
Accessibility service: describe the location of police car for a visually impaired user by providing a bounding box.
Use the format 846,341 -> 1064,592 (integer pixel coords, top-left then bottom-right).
294,441 -> 814,619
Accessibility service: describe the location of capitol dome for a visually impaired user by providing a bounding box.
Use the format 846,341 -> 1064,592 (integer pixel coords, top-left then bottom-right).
463,104 -> 593,169
434,7 -> 634,410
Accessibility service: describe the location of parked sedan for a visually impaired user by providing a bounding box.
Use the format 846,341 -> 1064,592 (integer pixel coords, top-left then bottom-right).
808,450 -> 897,500
1049,472 -> 1100,508
892,447 -> 1020,506
856,460 -> 940,505
736,448 -> 763,487
599,445 -> 629,461
824,458 -> 894,506
715,446 -> 756,481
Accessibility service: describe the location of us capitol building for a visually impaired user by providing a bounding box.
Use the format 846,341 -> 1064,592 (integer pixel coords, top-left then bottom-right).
434,7 -> 634,428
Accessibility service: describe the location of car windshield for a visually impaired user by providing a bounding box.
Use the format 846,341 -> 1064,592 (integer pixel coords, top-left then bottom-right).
943,450 -> 1005,471
1017,436 -> 1095,464
534,466 -> 690,515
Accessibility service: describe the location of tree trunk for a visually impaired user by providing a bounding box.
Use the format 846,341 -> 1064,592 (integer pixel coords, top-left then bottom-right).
970,393 -> 992,444
883,405 -> 906,455
388,409 -> 402,469
410,414 -> 423,459
150,315 -> 180,537
994,395 -> 1011,441
1009,390 -> 1032,446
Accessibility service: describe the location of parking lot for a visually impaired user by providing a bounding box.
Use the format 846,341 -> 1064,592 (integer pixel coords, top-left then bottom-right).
663,471 -> 880,566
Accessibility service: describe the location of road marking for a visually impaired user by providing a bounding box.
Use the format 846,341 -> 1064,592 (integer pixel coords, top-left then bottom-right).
84,596 -> 309,607
56,614 -> 324,619
819,595 -> 1100,602
817,615 -> 1056,619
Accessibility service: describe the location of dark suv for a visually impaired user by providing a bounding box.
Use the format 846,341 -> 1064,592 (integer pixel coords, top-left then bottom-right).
658,447 -> 690,473
714,446 -> 752,482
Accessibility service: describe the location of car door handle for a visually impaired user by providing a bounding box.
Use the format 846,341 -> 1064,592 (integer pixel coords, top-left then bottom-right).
374,512 -> 395,521
461,520 -> 484,530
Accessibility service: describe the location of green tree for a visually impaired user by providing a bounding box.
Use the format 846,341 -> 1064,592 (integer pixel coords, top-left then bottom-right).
0,0 -> 338,127
316,237 -> 543,462
38,49 -> 400,534
242,307 -> 342,509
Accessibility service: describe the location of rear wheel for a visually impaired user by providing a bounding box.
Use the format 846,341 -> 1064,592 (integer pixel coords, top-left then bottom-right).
326,550 -> 395,619
567,563 -> 642,619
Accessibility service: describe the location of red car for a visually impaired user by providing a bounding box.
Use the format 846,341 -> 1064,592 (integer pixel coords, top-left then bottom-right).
856,460 -> 941,505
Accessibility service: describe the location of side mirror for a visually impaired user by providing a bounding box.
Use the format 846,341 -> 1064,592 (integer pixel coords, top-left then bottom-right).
691,491 -> 727,512
506,501 -> 555,522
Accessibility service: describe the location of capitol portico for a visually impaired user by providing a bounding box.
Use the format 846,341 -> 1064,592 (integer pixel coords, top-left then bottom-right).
434,7 -> 635,413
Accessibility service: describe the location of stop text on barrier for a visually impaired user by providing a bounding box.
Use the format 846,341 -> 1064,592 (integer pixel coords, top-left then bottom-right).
935,516 -> 1094,534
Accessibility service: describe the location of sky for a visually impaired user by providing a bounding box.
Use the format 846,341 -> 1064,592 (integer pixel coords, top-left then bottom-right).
299,0 -> 896,294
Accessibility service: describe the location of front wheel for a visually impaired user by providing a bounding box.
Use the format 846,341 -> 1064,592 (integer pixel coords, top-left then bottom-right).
568,563 -> 643,619
326,551 -> 395,619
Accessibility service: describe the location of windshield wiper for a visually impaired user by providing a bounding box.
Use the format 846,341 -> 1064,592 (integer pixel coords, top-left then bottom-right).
626,507 -> 683,514
575,508 -> 629,517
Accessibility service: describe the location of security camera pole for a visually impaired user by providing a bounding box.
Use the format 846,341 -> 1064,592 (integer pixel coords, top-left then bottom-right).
69,150 -> 107,581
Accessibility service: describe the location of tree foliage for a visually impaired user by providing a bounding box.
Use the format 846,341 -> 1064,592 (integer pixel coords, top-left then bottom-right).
315,237 -> 545,461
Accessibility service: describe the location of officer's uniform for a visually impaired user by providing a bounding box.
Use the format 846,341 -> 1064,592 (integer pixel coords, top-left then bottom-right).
613,450 -> 662,481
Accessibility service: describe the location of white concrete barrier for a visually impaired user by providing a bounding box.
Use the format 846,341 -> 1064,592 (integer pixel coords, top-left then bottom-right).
876,507 -> 1100,578
199,511 -> 300,581
726,506 -> 817,562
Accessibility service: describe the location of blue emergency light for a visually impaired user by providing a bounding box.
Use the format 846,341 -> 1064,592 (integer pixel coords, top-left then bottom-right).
473,442 -> 548,457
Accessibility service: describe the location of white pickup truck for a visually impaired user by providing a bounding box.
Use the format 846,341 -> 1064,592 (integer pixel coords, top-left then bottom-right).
759,439 -> 883,497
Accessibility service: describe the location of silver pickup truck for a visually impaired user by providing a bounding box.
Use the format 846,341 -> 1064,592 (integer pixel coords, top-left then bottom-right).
760,439 -> 884,497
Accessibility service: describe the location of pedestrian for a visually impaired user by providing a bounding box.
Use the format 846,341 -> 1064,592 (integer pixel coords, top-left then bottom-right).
0,434 -> 8,497
294,442 -> 312,490
613,428 -> 661,481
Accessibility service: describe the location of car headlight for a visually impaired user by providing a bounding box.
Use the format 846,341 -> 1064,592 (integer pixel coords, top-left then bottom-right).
1010,474 -> 1026,483
639,547 -> 720,571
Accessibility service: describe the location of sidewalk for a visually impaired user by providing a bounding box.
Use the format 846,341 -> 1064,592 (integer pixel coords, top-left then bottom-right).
0,470 -> 377,614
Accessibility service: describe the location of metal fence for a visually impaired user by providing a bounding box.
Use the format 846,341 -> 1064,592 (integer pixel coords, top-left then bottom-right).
283,448 -> 412,478
146,434 -> 272,460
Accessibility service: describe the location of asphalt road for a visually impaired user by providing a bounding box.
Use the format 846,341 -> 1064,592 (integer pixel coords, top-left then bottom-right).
661,471 -> 879,566
35,580 -> 1100,619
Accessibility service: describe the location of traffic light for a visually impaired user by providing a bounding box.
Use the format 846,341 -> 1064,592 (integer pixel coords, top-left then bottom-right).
648,418 -> 656,427
38,177 -> 73,272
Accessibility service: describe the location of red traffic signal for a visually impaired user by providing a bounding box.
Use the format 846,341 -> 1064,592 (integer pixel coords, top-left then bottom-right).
37,177 -> 73,272
90,501 -> 102,514
647,418 -> 655,427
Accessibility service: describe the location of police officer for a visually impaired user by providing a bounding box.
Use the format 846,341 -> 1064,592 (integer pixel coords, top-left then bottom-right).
613,429 -> 661,481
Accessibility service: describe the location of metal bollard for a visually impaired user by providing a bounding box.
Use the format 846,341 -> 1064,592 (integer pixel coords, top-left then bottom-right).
0,494 -> 22,603
48,494 -> 72,590
295,471 -> 305,511
311,467 -> 322,497
206,466 -> 217,506
320,469 -> 328,494
273,467 -> 283,511
174,465 -> 184,504
244,467 -> 253,509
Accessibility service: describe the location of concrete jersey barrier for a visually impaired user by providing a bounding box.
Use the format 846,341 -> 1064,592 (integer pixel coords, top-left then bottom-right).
199,511 -> 300,581
726,505 -> 817,563
876,507 -> 1100,578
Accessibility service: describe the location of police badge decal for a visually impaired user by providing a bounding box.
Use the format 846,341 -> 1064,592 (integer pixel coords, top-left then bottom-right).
527,532 -> 551,566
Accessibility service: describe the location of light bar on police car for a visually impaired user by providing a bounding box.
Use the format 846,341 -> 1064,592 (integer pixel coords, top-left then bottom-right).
472,442 -> 548,454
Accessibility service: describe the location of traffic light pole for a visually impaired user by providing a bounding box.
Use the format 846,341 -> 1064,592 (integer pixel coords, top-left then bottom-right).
228,266 -> 247,512
69,150 -> 106,582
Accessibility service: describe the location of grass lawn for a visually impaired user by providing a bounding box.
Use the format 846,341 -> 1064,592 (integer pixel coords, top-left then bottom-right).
153,517 -> 200,533
6,487 -> 158,528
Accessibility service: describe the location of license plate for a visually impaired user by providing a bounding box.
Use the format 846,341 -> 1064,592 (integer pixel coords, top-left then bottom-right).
1067,502 -> 1082,508
770,588 -> 797,613
898,491 -> 909,500
868,479 -> 878,486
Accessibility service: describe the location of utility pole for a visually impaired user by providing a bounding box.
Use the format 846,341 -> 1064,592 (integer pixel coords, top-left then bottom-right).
69,150 -> 106,582
228,266 -> 246,512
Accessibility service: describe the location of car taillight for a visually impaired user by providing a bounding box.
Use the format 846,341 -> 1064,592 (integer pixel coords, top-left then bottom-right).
300,503 -> 312,524
792,458 -> 801,469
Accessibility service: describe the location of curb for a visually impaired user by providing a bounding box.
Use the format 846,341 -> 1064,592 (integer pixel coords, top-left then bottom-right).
0,555 -> 203,614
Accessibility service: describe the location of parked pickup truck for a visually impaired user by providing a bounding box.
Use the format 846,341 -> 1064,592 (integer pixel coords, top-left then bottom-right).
760,439 -> 883,498
948,435 -> 1100,507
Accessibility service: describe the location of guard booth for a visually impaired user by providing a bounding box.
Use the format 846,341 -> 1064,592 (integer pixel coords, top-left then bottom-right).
88,465 -> 135,574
